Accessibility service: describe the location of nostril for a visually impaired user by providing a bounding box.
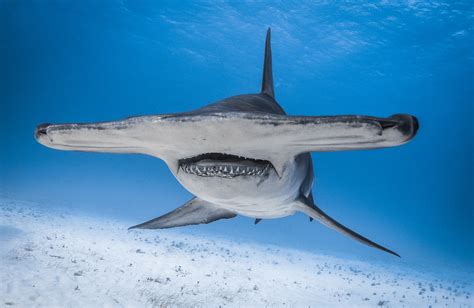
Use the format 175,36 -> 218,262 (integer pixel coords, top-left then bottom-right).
35,123 -> 51,139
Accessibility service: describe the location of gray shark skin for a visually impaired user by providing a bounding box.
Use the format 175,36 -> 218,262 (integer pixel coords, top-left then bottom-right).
35,28 -> 418,257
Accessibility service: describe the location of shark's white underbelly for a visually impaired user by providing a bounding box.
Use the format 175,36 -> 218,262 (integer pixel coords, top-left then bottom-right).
218,200 -> 297,219
174,158 -> 309,219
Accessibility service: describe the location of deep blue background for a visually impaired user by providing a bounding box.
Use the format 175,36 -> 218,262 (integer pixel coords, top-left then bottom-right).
1,1 -> 472,272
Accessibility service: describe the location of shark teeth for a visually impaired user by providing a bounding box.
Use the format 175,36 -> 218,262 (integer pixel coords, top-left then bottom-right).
181,163 -> 270,178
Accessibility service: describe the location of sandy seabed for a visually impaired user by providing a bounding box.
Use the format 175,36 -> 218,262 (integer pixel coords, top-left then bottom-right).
0,198 -> 472,307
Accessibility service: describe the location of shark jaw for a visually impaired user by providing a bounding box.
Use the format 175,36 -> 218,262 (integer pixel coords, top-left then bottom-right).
178,153 -> 273,178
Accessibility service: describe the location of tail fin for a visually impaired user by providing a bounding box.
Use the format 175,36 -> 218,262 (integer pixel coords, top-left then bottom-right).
261,27 -> 274,98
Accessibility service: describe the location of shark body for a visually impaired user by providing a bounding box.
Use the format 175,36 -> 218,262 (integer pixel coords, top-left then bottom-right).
35,29 -> 418,257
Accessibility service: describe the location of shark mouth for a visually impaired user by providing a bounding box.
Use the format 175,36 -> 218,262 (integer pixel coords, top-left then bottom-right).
179,153 -> 272,178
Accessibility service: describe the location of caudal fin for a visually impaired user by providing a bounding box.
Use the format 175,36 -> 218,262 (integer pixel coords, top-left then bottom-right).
261,27 -> 274,98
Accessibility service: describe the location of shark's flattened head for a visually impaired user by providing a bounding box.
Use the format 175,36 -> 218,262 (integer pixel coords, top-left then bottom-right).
34,120 -> 144,154
34,111 -> 418,207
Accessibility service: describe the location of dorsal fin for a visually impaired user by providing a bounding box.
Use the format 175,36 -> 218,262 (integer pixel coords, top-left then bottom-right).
261,27 -> 274,98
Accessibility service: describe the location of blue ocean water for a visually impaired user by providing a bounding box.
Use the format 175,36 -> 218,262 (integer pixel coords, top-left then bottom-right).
1,0 -> 472,273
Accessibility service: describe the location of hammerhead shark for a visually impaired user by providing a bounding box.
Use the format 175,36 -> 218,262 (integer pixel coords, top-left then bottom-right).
35,28 -> 418,257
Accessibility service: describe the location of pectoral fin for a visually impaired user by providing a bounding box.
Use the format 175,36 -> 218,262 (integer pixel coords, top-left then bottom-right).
295,196 -> 400,257
129,197 -> 236,229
